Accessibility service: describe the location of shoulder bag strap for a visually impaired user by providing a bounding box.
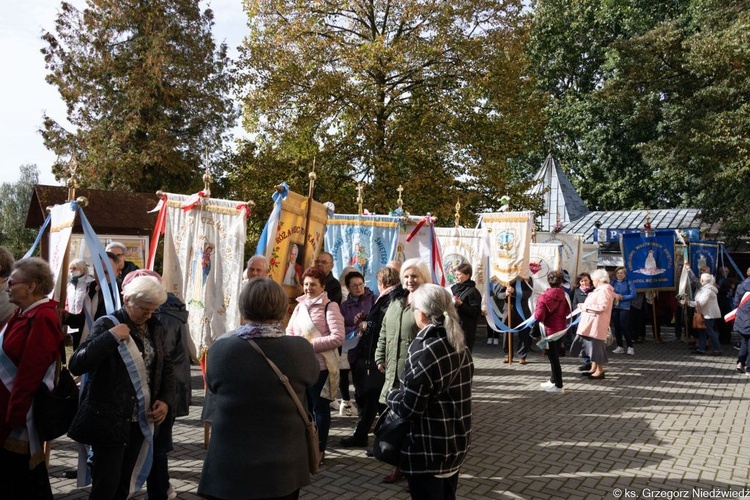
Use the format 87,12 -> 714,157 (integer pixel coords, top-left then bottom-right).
246,339 -> 313,427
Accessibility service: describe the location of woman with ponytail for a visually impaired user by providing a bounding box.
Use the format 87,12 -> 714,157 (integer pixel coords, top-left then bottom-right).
385,284 -> 474,500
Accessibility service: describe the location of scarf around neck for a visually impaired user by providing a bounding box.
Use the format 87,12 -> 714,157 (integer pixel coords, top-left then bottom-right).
235,322 -> 285,340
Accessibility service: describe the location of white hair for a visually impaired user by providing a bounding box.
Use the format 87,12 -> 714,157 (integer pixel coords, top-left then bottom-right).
106,241 -> 127,253
591,269 -> 610,284
700,273 -> 715,286
410,283 -> 465,351
69,258 -> 89,274
122,276 -> 167,306
400,258 -> 433,285
247,254 -> 268,268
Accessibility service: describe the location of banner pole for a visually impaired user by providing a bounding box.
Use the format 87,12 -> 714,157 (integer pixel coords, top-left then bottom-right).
506,292 -> 513,363
652,295 -> 662,343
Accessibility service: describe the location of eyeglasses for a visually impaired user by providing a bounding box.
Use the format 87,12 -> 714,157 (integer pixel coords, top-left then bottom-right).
131,303 -> 159,316
349,282 -> 365,288
7,279 -> 28,287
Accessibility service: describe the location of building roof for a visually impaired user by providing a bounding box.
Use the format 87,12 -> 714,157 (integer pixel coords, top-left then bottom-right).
526,154 -> 589,231
562,208 -> 722,244
25,185 -> 158,235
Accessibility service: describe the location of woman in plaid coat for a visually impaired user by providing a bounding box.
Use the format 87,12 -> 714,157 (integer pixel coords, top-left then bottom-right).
386,284 -> 474,500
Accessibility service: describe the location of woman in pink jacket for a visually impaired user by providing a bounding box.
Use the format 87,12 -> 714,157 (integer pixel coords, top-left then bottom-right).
286,266 -> 345,464
573,269 -> 615,380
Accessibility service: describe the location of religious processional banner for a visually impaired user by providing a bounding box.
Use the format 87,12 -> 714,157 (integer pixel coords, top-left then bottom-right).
435,227 -> 489,305
580,243 -> 600,276
689,241 -> 719,275
262,190 -> 328,293
161,193 -> 249,358
529,242 -> 563,293
48,202 -> 78,302
393,214 -> 445,285
620,230 -> 676,291
481,211 -> 534,286
535,232 -> 583,279
324,215 -> 400,293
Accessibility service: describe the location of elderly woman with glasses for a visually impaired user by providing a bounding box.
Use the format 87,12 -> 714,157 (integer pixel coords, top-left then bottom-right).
0,246 -> 16,327
69,275 -> 174,500
0,257 -> 64,499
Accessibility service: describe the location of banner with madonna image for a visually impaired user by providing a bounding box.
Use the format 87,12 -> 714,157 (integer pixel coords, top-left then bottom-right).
689,241 -> 719,276
435,227 -> 489,306
620,230 -> 676,291
481,211 -> 534,286
161,193 -> 250,360
535,232 -> 583,280
324,215 -> 400,293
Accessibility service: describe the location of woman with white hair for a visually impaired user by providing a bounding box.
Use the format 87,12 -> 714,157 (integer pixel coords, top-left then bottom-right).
65,258 -> 94,348
690,273 -> 722,355
386,283 -> 473,499
374,258 -> 431,484
69,276 -> 174,500
572,269 -> 615,380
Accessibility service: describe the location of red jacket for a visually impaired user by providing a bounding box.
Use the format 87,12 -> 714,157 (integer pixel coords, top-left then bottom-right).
0,300 -> 63,444
534,286 -> 571,335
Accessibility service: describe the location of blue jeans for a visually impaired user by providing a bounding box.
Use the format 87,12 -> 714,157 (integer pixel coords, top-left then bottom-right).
307,370 -> 331,452
698,318 -> 721,352
612,309 -> 632,348
739,334 -> 750,371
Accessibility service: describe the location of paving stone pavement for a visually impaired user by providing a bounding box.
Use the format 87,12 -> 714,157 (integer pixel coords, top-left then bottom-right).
49,328 -> 750,499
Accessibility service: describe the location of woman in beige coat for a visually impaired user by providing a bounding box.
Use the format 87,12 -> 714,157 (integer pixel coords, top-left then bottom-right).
573,269 -> 615,379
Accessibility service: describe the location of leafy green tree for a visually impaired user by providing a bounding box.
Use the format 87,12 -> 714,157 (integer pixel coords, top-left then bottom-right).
234,0 -> 546,227
41,0 -> 237,194
0,165 -> 40,258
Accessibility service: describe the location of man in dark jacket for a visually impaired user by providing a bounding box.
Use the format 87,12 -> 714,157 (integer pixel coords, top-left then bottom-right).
315,252 -> 342,304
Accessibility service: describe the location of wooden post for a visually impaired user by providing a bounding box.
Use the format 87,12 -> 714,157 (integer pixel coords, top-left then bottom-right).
506,291 -> 513,363
652,296 -> 663,343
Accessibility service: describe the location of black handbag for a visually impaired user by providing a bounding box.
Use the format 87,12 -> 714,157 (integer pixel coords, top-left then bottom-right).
354,358 -> 385,395
372,408 -> 409,466
34,359 -> 79,442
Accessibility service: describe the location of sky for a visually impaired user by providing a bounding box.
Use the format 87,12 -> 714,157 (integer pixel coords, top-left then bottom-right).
0,0 -> 247,186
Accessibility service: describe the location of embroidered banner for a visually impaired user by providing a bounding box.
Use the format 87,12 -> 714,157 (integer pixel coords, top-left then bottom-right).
580,243 -> 600,276
689,241 -> 719,275
435,227 -> 489,305
390,214 -> 445,285
161,194 -> 249,358
481,211 -> 534,286
324,215 -> 400,292
529,242 -> 563,294
48,202 -> 78,302
536,232 -> 583,279
265,190 -> 328,291
621,230 -> 676,290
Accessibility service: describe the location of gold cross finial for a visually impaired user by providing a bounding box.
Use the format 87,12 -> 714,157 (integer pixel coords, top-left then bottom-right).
454,199 -> 461,228
66,151 -> 79,201
397,185 -> 404,208
356,182 -> 364,215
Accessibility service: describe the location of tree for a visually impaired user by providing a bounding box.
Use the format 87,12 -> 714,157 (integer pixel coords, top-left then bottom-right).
0,165 -> 40,258
527,0 -> 688,211
41,0 -> 237,194
233,0 -> 546,226
603,0 -> 750,240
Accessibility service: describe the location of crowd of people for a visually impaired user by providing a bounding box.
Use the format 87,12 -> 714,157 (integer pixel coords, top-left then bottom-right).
2,239 -> 749,499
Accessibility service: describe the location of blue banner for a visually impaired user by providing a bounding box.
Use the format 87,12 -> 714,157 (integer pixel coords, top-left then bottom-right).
324,215 -> 401,293
621,230 -> 676,290
690,241 -> 719,275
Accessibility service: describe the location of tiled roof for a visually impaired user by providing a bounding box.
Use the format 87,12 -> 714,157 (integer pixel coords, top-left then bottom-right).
526,154 -> 589,231
25,185 -> 158,235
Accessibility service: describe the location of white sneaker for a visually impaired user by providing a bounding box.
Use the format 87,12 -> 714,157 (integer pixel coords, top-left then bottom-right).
626,347 -> 635,355
539,381 -> 555,389
340,400 -> 352,417
493,338 -> 499,345
612,346 -> 625,354
330,400 -> 340,412
545,385 -> 564,394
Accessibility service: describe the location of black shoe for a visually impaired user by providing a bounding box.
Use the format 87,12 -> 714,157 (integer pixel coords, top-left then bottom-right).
340,436 -> 367,448
578,364 -> 592,372
586,373 -> 605,380
580,371 -> 594,377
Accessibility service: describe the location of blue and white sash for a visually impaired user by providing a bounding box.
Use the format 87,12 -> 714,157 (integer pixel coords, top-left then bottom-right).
0,323 -> 55,467
76,315 -> 154,493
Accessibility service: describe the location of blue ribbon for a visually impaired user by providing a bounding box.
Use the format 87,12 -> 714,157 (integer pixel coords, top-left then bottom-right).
256,182 -> 289,256
23,213 -> 52,259
76,203 -> 121,313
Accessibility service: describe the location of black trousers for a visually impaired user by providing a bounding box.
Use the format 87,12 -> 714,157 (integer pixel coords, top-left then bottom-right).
547,340 -> 563,388
0,447 -> 53,500
406,472 -> 459,500
90,422 -> 145,500
147,410 -> 174,500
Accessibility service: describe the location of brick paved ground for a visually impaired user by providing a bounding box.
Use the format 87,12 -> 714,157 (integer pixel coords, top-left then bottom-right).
49,327 -> 750,499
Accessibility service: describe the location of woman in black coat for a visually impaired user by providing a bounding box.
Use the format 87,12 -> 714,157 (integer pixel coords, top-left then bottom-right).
451,263 -> 483,352
69,276 -> 174,500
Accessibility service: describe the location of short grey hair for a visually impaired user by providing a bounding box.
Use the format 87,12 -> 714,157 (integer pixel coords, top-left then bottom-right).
700,273 -> 715,286
69,258 -> 89,275
410,283 -> 465,351
400,258 -> 433,285
591,269 -> 610,284
122,276 -> 167,306
247,254 -> 269,268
